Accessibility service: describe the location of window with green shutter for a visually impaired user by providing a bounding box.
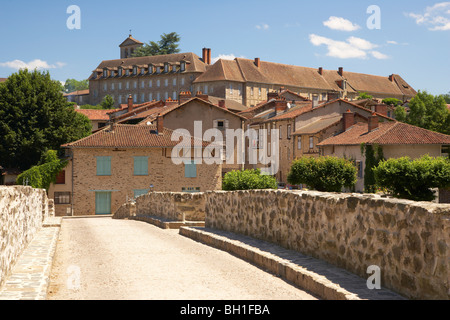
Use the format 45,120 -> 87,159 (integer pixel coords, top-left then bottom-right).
96,156 -> 111,176
134,156 -> 148,176
184,160 -> 197,178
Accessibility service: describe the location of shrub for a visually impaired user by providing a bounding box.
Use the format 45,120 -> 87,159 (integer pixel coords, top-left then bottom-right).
373,155 -> 450,201
287,156 -> 357,192
222,169 -> 278,191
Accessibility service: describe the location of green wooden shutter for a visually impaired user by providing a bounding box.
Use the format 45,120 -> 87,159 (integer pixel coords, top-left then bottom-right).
184,160 -> 197,178
96,157 -> 111,176
134,157 -> 148,176
95,192 -> 111,215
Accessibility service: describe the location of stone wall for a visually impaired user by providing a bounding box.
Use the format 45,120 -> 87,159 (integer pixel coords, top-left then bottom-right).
133,192 -> 206,221
0,186 -> 50,288
204,190 -> 450,300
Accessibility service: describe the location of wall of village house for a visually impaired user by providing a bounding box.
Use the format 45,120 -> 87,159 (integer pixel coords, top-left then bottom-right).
70,147 -> 221,216
89,72 -> 200,107
48,160 -> 73,217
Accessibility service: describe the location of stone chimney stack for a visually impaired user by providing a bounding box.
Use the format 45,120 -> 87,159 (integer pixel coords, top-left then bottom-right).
368,113 -> 379,132
128,94 -> 133,112
254,58 -> 261,68
179,91 -> 192,105
156,114 -> 163,135
342,109 -> 354,131
389,74 -> 394,82
218,100 -> 226,109
338,67 -> 344,76
318,67 -> 323,75
275,99 -> 288,115
203,48 -> 211,64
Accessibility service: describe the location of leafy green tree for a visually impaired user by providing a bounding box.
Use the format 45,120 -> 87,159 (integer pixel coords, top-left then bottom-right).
64,78 -> 89,93
131,32 -> 181,57
287,156 -> 357,192
222,169 -> 278,191
373,155 -> 450,201
16,150 -> 68,191
100,95 -> 115,109
404,90 -> 449,134
394,105 -> 407,122
382,98 -> 402,107
357,92 -> 373,100
443,91 -> 450,104
0,69 -> 92,170
360,143 -> 384,193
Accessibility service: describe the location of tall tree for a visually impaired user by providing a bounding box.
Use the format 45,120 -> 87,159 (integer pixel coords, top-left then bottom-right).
0,69 -> 92,170
405,90 -> 449,135
131,32 -> 181,57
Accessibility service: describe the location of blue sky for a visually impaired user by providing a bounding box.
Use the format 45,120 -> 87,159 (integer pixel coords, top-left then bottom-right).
0,0 -> 449,95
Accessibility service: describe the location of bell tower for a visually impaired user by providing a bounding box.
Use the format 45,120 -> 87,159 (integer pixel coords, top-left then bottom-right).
119,33 -> 143,59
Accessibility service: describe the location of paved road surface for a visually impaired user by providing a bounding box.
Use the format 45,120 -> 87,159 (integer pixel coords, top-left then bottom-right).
47,217 -> 318,300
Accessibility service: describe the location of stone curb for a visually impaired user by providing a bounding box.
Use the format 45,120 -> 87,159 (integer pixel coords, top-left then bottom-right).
132,215 -> 205,229
0,218 -> 62,300
179,226 -> 407,301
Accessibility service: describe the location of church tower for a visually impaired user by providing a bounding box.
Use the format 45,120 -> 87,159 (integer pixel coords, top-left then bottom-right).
119,34 -> 143,59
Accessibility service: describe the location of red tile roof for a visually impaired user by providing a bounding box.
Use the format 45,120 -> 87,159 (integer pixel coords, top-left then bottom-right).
76,108 -> 119,121
318,121 -> 450,146
62,124 -> 210,148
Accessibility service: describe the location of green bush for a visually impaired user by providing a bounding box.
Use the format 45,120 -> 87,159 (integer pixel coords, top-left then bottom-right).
373,155 -> 450,201
222,169 -> 278,191
287,156 -> 357,192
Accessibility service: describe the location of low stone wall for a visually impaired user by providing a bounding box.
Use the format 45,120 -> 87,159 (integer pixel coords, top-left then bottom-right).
204,190 -> 450,300
133,192 -> 206,221
0,186 -> 50,288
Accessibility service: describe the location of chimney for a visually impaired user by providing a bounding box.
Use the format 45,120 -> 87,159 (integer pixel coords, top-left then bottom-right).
156,114 -> 163,135
203,48 -> 211,64
254,58 -> 260,68
338,67 -> 344,76
267,91 -> 279,101
368,113 -> 379,132
207,48 -> 211,65
342,109 -> 354,131
274,99 -> 288,115
389,74 -> 394,82
218,100 -> 226,109
195,91 -> 209,101
179,91 -> 192,105
128,94 -> 133,112
318,67 -> 323,75
375,104 -> 388,117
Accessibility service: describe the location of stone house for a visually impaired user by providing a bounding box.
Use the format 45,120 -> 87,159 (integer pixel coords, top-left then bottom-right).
193,57 -> 416,107
63,89 -> 90,106
49,122 -> 222,216
318,116 -> 450,193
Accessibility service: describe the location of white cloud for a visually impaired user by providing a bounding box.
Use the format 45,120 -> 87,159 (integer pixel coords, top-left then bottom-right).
407,2 -> 450,31
255,23 -> 270,30
211,54 -> 246,64
323,16 -> 360,31
0,59 -> 66,70
387,40 -> 398,45
309,34 -> 386,60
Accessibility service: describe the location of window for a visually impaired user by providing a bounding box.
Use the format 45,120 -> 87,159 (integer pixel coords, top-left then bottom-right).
118,82 -> 122,90
118,68 -> 123,76
442,145 -> 450,157
118,95 -> 122,104
156,92 -> 160,100
157,80 -> 160,87
156,67 -> 161,74
251,86 -> 254,96
148,65 -> 153,74
111,83 -> 115,90
287,125 -> 292,140
165,79 -> 168,87
356,160 -> 363,179
172,65 -> 177,72
204,85 -> 208,94
217,121 -> 224,130
184,160 -> 197,178
111,71 -> 115,77
133,94 -> 137,103
259,86 -> 262,96
54,192 -> 71,204
55,170 -> 65,184
172,91 -> 177,100
103,70 -> 107,77
230,84 -> 233,94
164,64 -> 168,73
134,189 -> 150,198
126,81 -> 130,89
180,62 -> 186,72
141,93 -> 145,102
103,83 -> 107,91
133,67 -> 137,75
148,93 -> 153,101
164,92 -> 169,100
133,81 -> 137,89
141,81 -> 145,88
134,156 -> 148,176
309,136 -> 314,149
181,78 -> 185,86
173,78 -> 177,86
126,69 -> 130,76
141,68 -> 145,75
149,80 -> 152,88
96,156 -> 111,176
279,125 -> 282,139
297,137 -> 302,150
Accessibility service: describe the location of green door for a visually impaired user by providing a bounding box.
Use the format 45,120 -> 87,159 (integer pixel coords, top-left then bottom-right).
95,192 -> 111,215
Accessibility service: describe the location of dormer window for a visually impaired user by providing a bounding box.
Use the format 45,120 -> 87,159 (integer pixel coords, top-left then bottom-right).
180,62 -> 186,72
111,70 -> 115,77
172,64 -> 177,72
118,68 -> 122,76
126,69 -> 130,76
103,69 -> 107,78
156,67 -> 161,74
133,67 -> 137,75
141,68 -> 145,75
164,63 -> 168,73
148,65 -> 153,74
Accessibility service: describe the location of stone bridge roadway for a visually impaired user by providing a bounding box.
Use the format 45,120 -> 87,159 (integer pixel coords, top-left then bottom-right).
46,217 -> 318,300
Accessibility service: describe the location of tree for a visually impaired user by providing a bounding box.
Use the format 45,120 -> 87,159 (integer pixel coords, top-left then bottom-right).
0,69 -> 92,170
382,98 -> 402,107
360,143 -> 384,193
131,32 -> 181,57
287,156 -> 357,192
443,91 -> 450,104
64,78 -> 89,93
100,95 -> 115,109
403,90 -> 449,135
357,92 -> 373,100
394,105 -> 407,122
373,155 -> 450,201
222,169 -> 278,191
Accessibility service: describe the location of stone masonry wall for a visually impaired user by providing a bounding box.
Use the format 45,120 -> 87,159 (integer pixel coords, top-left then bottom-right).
204,190 -> 449,300
0,186 -> 50,288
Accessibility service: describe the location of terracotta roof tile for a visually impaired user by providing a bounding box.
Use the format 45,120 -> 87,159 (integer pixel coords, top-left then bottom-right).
62,124 -> 209,148
318,121 -> 450,146
76,108 -> 119,121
